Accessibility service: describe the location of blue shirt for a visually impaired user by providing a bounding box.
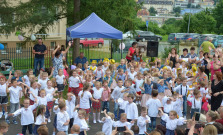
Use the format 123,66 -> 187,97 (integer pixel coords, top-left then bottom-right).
74,56 -> 88,70
157,84 -> 169,93
144,83 -> 152,94
140,67 -> 149,74
159,77 -> 172,85
104,76 -> 113,87
116,74 -> 126,85
117,65 -> 126,72
12,77 -> 23,82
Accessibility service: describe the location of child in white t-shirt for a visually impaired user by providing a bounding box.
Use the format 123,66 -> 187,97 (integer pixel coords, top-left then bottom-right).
56,69 -> 66,97
57,102 -> 70,133
102,109 -> 115,135
113,113 -> 134,130
125,94 -> 138,122
8,98 -> 38,135
6,80 -> 25,124
146,90 -> 161,131
93,64 -> 105,83
134,72 -> 144,105
33,105 -> 47,135
92,81 -> 104,123
78,82 -> 99,123
38,72 -> 51,90
117,93 -> 129,119
69,70 -> 81,97
0,76 -> 10,119
137,107 -> 150,134
23,69 -> 34,87
73,105 -> 89,135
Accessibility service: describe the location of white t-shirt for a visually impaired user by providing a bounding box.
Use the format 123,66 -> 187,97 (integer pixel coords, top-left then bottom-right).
92,87 -> 103,99
73,111 -> 88,132
23,75 -> 30,87
56,75 -> 65,85
69,76 -> 80,88
45,87 -> 54,95
135,79 -> 144,92
37,94 -> 53,105
102,116 -> 114,135
78,91 -> 92,109
9,86 -> 22,103
35,115 -> 46,125
29,88 -> 39,101
38,78 -> 49,90
137,116 -> 151,134
128,71 -> 137,80
146,98 -> 161,117
57,111 -> 70,132
93,69 -> 105,78
0,83 -> 7,96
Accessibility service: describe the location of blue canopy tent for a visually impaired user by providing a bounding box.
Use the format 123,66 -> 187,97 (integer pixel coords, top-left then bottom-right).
66,12 -> 123,60
66,12 -> 123,39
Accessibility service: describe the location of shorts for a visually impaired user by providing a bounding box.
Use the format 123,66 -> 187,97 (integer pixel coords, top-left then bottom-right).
80,108 -> 91,114
0,96 -> 8,104
70,87 -> 82,97
57,84 -> 64,92
136,91 -> 141,95
47,101 -> 54,110
92,100 -> 101,109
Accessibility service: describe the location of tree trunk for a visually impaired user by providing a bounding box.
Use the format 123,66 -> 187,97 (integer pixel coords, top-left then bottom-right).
72,0 -> 80,62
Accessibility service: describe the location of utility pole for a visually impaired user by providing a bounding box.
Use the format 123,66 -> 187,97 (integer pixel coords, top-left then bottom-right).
187,2 -> 191,33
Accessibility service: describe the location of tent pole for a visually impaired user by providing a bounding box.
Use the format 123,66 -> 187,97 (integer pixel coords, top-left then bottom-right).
111,40 -> 113,59
121,40 -> 123,59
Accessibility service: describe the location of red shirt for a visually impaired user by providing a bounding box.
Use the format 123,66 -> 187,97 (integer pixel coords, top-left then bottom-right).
126,47 -> 135,60
216,119 -> 223,125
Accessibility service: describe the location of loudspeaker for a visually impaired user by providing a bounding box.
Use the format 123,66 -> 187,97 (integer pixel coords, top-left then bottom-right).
147,41 -> 159,57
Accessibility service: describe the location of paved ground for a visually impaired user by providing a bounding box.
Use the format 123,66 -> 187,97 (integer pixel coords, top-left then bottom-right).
4,101 -> 188,135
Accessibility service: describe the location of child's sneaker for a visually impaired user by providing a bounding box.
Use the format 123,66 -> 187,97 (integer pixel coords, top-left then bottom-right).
97,120 -> 102,123
5,119 -> 10,124
139,101 -> 141,105
52,132 -> 56,135
101,111 -> 104,113
48,119 -> 51,123
0,112 -> 3,118
12,120 -> 18,125
93,120 -> 96,124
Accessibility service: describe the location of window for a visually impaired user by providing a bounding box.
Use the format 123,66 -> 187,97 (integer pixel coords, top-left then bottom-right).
1,43 -> 7,54
16,43 -> 22,53
51,42 -> 56,50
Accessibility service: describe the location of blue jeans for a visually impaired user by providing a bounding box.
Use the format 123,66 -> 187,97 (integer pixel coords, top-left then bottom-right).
191,108 -> 200,118
102,101 -> 110,112
114,102 -> 119,119
183,96 -> 187,116
22,124 -> 33,135
34,57 -> 44,76
149,117 -> 157,129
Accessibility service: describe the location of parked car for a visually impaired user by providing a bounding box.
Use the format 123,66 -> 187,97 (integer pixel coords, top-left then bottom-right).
123,30 -> 143,39
214,35 -> 223,47
182,33 -> 200,41
80,38 -> 104,48
135,31 -> 162,42
168,33 -> 187,45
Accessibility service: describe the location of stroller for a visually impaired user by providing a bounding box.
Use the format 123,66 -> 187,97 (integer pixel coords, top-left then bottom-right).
0,59 -> 13,71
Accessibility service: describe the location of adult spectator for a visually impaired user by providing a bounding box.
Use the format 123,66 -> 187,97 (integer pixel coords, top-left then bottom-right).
33,38 -> 47,76
206,111 -> 220,124
179,48 -> 190,62
208,54 -> 221,81
74,52 -> 88,70
202,125 -> 218,135
211,71 -> 223,111
200,37 -> 215,53
196,50 -> 204,66
188,47 -> 197,64
167,48 -> 179,68
52,42 -> 71,77
126,42 -> 138,63
216,107 -> 223,125
37,126 -> 48,135
69,125 -> 80,135
203,52 -> 210,79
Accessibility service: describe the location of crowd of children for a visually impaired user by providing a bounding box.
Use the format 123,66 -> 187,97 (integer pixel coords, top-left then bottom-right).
0,45 -> 222,135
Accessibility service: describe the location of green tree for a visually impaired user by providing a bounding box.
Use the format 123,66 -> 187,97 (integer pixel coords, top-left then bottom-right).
212,0 -> 223,34
148,7 -> 157,16
180,11 -> 216,33
175,12 -> 180,17
196,4 -> 201,8
173,7 -> 181,14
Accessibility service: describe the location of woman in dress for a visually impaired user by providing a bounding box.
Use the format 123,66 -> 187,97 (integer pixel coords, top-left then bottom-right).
51,42 -> 71,77
167,48 -> 179,68
211,71 -> 223,111
208,54 -> 221,81
126,42 -> 138,63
